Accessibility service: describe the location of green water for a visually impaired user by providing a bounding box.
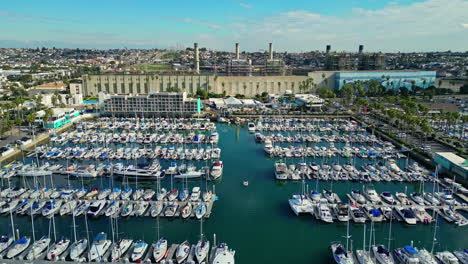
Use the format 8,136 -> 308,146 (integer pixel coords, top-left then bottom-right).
1,124 -> 467,263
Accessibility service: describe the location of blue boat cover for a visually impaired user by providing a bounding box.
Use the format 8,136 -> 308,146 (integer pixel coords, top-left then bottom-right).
370,209 -> 381,217
16,237 -> 28,244
95,233 -> 106,241
403,245 -> 418,255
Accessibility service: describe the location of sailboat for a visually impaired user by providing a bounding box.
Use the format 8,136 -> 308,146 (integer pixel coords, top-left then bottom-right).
195,212 -> 210,263
331,209 -> 354,264
46,237 -> 71,260
25,236 -> 51,260
6,236 -> 31,259
356,224 -> 376,264
88,232 -> 111,262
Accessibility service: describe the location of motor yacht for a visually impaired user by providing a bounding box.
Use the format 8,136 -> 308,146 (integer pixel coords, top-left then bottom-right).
131,240 -> 148,262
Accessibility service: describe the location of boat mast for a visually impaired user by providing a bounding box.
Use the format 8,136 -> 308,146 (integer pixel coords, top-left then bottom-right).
430,205 -> 438,254
8,180 -> 16,240
345,209 -> 351,251
30,200 -> 35,242
387,205 -> 393,250
363,224 -> 366,253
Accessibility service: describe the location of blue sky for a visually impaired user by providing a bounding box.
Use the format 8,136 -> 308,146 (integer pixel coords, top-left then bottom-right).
1,0 -> 467,51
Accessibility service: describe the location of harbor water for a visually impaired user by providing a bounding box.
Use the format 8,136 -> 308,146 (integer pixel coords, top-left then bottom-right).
1,123 -> 467,263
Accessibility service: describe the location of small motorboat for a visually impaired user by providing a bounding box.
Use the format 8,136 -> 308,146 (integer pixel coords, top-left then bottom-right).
153,238 -> 168,263
175,241 -> 190,263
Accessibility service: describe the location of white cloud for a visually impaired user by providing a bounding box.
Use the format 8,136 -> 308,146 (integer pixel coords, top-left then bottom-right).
218,0 -> 468,52
239,2 -> 252,8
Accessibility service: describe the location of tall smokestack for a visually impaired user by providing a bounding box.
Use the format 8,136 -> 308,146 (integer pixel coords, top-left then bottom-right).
194,43 -> 200,74
235,43 -> 240,60
326,45 -> 331,54
359,45 -> 364,54
268,43 -> 273,60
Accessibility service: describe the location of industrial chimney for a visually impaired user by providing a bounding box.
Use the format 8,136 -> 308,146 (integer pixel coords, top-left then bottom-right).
194,43 -> 200,74
235,43 -> 240,60
359,45 -> 364,54
326,45 -> 331,54
268,43 -> 273,60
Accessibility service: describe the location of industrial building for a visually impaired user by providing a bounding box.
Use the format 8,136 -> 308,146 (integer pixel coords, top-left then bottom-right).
80,43 -> 436,97
83,70 -> 436,97
434,152 -> 467,179
101,92 -> 198,117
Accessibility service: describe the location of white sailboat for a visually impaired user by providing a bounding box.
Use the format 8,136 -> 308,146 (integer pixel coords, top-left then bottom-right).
88,232 -> 111,262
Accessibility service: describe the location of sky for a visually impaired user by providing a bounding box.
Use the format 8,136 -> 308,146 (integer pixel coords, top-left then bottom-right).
0,0 -> 467,52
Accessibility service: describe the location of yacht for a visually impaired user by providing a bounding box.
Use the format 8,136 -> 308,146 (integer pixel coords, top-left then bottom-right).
6,236 -> 31,259
323,189 -> 339,204
351,190 -> 366,204
264,141 -> 274,155
88,233 -> 111,262
42,200 -> 63,217
110,239 -> 133,262
26,236 -> 51,260
46,237 -> 70,260
69,239 -> 88,261
131,240 -> 148,262
195,203 -> 207,219
356,249 -> 376,264
417,248 -> 438,264
410,193 -> 425,205
318,203 -> 334,223
247,122 -> 256,132
190,187 -> 201,202
396,207 -> 417,225
435,251 -> 460,264
210,161 -> 224,180
435,192 -> 455,205
363,206 -> 384,222
152,238 -> 168,263
396,192 -> 413,206
423,193 -> 440,206
412,207 -> 432,224
365,188 -> 381,204
195,237 -> 210,263
453,250 -> 468,264
372,245 -> 395,264
0,199 -> 19,214
333,203 -> 350,222
380,192 -> 397,205
59,200 -> 78,216
0,235 -> 13,254
211,243 -> 235,264
274,161 -> 290,180
331,243 -> 355,264
150,202 -> 164,217
393,246 -> 420,264
350,208 -> 367,223
180,203 -> 193,219
164,203 -> 179,217
289,194 -> 314,215
87,200 -> 107,217
175,241 -> 190,263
